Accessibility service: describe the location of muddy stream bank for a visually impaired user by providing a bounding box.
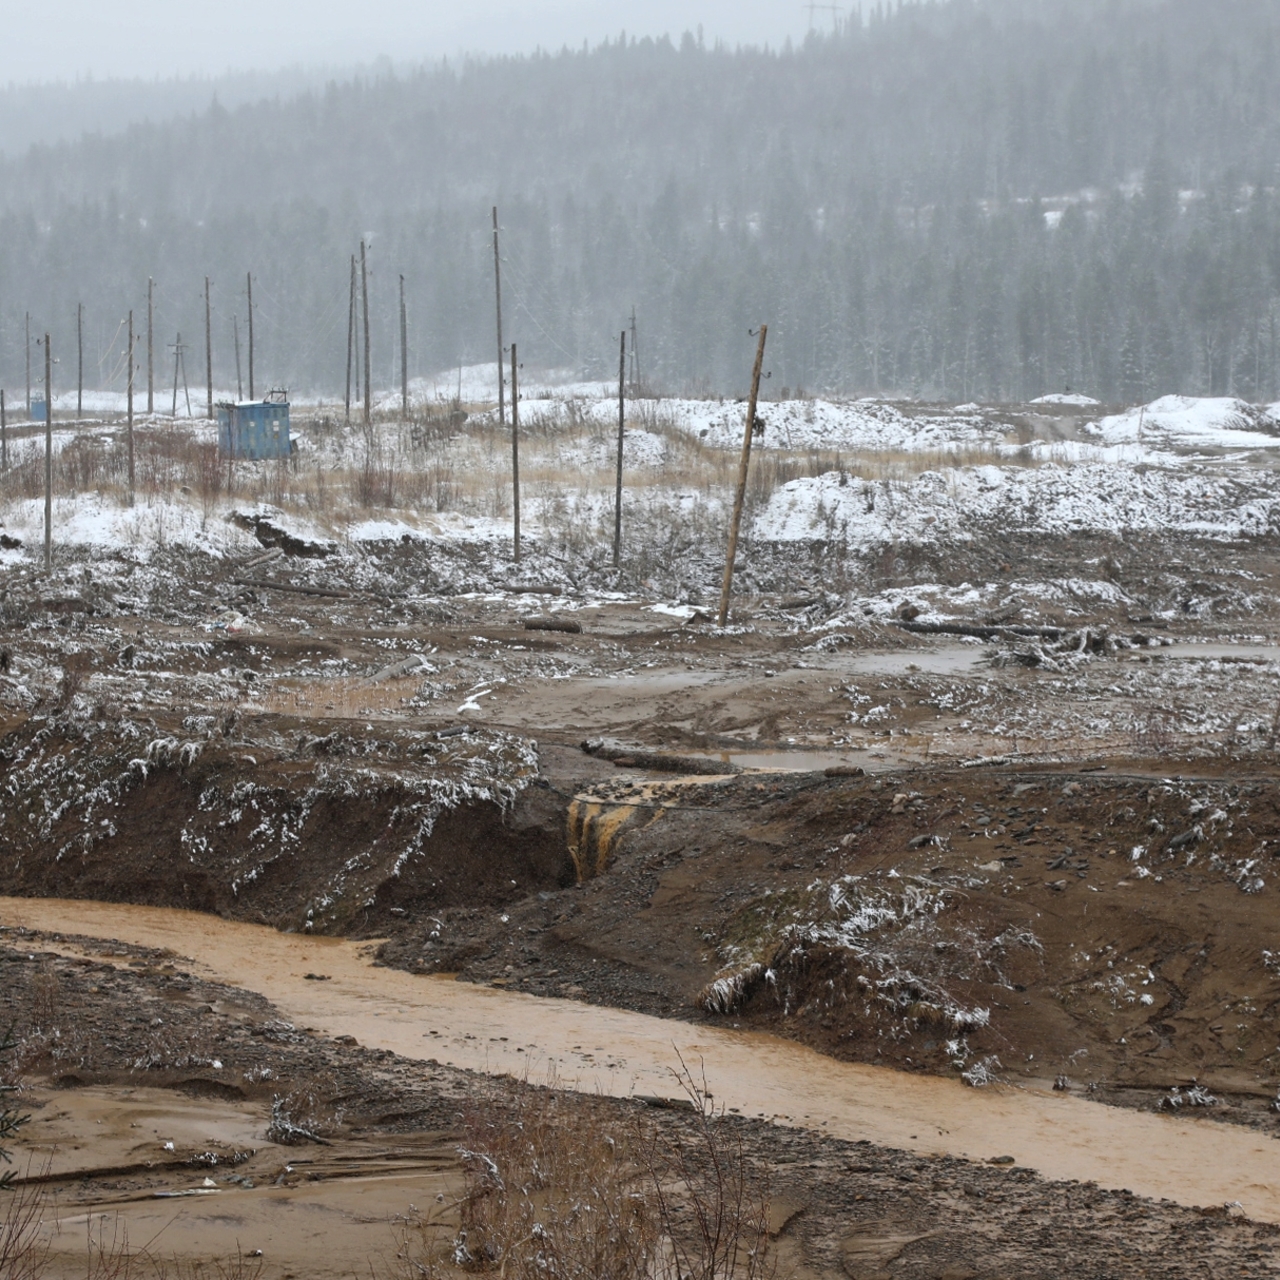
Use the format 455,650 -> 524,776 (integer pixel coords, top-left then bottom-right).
3,896 -> 1276,1225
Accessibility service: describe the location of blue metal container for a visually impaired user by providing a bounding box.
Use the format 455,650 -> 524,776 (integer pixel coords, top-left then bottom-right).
30,398 -> 47,423
217,395 -> 291,459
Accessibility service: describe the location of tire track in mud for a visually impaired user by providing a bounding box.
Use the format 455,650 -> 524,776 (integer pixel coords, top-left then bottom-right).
4,895 -> 1280,1224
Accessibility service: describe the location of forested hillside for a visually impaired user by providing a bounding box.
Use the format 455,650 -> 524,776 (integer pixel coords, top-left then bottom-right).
3,0 -> 1279,401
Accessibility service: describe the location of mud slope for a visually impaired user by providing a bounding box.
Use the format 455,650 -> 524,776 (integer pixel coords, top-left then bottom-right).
381,763 -> 1280,1117
0,711 -> 571,930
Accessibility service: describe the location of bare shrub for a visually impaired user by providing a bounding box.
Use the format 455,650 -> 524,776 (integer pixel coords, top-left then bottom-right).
393,1064 -> 773,1280
1130,706 -> 1179,754
641,1057 -> 774,1280
266,1073 -> 344,1145
0,1172 -> 50,1280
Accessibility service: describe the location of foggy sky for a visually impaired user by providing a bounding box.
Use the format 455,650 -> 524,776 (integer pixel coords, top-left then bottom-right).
0,0 -> 813,85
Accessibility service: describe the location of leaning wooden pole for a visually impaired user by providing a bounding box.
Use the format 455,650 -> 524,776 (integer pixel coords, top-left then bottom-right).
613,329 -> 626,567
492,207 -> 505,427
511,342 -> 520,563
43,334 -> 52,574
716,324 -> 768,627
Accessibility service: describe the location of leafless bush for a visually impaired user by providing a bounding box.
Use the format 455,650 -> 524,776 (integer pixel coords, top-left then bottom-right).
0,1169 -> 50,1280
265,1073 -> 344,1145
1130,706 -> 1179,754
393,1064 -> 773,1280
641,1057 -> 774,1280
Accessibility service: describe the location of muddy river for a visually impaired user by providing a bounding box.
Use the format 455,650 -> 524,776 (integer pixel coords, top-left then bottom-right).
3,897 -> 1276,1222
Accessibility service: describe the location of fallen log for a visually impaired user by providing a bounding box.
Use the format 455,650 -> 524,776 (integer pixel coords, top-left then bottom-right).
232,577 -> 353,599
894,619 -> 1064,641
505,584 -> 562,595
525,618 -> 581,634
582,738 -> 741,775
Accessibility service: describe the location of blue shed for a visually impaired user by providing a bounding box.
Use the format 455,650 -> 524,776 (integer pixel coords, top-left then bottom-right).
217,394 -> 291,459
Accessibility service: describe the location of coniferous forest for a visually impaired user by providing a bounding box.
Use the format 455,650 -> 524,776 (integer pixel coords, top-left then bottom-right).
2,0 -> 1280,402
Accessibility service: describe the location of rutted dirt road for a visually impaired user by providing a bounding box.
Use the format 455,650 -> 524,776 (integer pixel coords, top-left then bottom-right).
4,895 -> 1278,1226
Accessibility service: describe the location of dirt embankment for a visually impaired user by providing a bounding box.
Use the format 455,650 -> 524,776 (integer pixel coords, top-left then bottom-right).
0,711 -> 571,931
381,763 -> 1280,1121
9,699 -> 1280,1123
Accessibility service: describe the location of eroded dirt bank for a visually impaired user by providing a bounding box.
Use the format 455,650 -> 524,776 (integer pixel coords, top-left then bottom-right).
10,694 -> 1280,1126
3,910 -> 1280,1280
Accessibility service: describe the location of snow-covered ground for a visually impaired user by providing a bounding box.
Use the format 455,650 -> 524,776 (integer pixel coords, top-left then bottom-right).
5,387 -> 1280,572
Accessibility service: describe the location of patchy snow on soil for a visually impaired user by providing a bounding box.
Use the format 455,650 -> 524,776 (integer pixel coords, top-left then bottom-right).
1090,397 -> 1280,449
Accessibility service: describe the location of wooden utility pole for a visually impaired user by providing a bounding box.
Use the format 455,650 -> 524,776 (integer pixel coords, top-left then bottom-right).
613,330 -> 626,567
360,241 -> 371,427
629,306 -> 640,394
76,303 -> 83,418
511,342 -> 520,563
492,207 -> 505,427
345,254 -> 356,421
205,277 -> 213,419
233,315 -> 243,400
246,273 -> 255,400
25,313 -> 31,416
399,273 -> 408,419
0,389 -> 6,470
42,334 -> 51,574
127,311 -> 135,506
171,333 -> 191,418
147,278 -> 155,414
717,324 -> 768,627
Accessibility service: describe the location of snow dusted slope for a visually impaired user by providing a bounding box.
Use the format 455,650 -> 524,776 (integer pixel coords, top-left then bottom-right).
1089,396 -> 1280,449
755,462 -> 1280,547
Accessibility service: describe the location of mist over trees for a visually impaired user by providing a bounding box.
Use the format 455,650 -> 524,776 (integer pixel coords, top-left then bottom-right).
2,0 -> 1280,403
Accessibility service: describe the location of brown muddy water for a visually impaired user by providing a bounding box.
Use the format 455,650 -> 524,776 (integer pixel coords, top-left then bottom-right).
3,897 -> 1277,1223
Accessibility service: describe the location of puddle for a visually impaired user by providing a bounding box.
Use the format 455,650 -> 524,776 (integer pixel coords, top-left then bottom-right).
11,1083 -> 457,1279
4,897 -> 1279,1224
827,646 -> 987,677
1143,643 -> 1280,662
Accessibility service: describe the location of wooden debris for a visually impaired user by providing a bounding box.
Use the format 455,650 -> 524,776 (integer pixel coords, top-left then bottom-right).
524,618 -> 581,634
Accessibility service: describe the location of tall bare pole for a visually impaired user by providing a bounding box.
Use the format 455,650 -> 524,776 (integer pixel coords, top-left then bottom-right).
42,334 -> 51,574
360,240 -> 371,427
345,255 -> 356,422
0,389 -> 6,470
205,277 -> 213,419
510,343 -> 520,562
25,313 -> 31,416
717,324 -> 768,627
127,311 -> 135,506
629,305 -> 640,394
233,316 -> 243,401
172,333 -> 182,417
492,207 -> 505,427
246,273 -> 255,400
399,273 -> 408,419
613,330 -> 626,567
76,303 -> 83,418
147,278 -> 155,414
